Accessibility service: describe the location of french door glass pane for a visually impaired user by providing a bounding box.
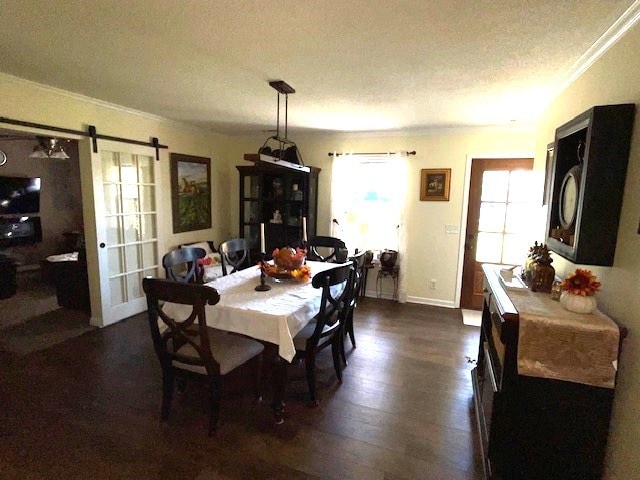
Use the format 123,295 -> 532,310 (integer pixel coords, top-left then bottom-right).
109,276 -> 125,306
505,203 -> 533,233
138,155 -> 154,183
139,186 -> 155,212
503,234 -> 530,265
140,214 -> 156,240
481,171 -> 509,202
479,203 -> 506,232
141,242 -> 157,267
125,244 -> 141,271
127,273 -> 143,300
108,247 -> 124,274
476,232 -> 503,263
106,216 -> 122,245
102,152 -> 120,182
103,184 -> 121,214
123,215 -> 141,243
508,170 -> 535,202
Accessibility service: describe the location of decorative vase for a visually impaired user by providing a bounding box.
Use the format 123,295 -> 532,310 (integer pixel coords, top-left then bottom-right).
559,291 -> 597,314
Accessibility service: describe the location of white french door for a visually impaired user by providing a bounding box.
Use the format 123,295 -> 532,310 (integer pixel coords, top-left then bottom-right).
90,140 -> 160,326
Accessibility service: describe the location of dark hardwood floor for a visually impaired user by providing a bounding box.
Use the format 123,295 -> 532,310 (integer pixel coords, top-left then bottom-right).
0,298 -> 483,479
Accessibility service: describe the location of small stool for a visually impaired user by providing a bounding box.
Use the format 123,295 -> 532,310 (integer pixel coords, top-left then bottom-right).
376,266 -> 399,301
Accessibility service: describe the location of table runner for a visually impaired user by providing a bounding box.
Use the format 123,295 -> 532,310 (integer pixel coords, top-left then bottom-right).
162,261 -> 340,362
507,288 -> 620,388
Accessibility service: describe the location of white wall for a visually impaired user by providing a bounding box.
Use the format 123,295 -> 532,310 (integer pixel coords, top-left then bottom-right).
533,23 -> 640,479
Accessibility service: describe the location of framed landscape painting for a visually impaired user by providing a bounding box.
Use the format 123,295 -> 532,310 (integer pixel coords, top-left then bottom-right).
420,168 -> 451,201
170,153 -> 211,233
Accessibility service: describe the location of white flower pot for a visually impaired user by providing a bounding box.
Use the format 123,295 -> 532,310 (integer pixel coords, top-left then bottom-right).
560,291 -> 597,314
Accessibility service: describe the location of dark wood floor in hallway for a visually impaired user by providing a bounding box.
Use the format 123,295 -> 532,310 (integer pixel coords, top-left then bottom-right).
0,298 -> 483,480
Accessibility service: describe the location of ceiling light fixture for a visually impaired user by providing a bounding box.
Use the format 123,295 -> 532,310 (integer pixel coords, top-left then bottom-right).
29,136 -> 70,159
258,80 -> 308,172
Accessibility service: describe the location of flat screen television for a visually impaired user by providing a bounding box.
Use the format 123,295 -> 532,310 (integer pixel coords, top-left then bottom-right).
0,176 -> 41,214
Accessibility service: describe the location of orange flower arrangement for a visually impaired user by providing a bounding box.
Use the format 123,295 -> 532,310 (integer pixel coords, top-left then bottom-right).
260,247 -> 310,283
560,269 -> 601,296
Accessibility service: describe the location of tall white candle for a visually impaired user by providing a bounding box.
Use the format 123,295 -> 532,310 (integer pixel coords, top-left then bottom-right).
302,216 -> 307,242
260,223 -> 266,254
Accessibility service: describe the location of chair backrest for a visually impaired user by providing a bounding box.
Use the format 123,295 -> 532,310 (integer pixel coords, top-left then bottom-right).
307,236 -> 347,263
142,277 -> 222,375
218,238 -> 251,275
348,251 -> 367,307
162,247 -> 207,283
308,263 -> 353,346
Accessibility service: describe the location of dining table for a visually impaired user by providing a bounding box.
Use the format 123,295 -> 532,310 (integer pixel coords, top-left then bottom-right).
161,260 -> 342,423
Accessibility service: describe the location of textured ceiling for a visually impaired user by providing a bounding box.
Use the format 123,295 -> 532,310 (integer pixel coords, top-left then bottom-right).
0,0 -> 635,134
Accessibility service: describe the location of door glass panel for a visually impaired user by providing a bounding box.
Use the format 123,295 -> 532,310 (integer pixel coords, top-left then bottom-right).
138,155 -> 154,183
103,184 -> 121,215
508,171 -> 534,202
125,244 -> 141,271
139,186 -> 155,212
110,276 -> 125,306
127,272 -> 143,300
505,203 -> 531,233
106,216 -> 123,245
481,171 -> 509,202
123,215 -> 141,243
141,242 -> 157,268
476,232 -> 503,263
108,247 -> 124,275
118,153 -> 134,170
140,214 -> 156,240
479,203 -> 506,232
503,234 -> 530,265
102,152 -> 120,182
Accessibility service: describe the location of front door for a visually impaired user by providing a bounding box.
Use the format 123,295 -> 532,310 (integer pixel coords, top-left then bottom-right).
89,140 -> 161,326
460,158 -> 534,310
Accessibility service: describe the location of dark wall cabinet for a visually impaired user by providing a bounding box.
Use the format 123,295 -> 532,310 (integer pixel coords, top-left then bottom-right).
237,161 -> 320,258
546,104 -> 635,265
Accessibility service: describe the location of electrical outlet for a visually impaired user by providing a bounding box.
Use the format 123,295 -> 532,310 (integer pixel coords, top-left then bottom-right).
429,279 -> 436,289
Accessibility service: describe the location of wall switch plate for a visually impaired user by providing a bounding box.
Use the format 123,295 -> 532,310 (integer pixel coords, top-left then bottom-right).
445,224 -> 460,234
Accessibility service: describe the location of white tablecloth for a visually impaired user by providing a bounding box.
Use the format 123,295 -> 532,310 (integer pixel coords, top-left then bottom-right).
162,261 -> 341,362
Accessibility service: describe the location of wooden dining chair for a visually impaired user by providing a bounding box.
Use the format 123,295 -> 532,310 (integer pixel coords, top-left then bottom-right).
343,251 -> 366,359
292,262 -> 353,405
307,236 -> 347,263
218,238 -> 251,275
142,277 -> 264,436
162,247 -> 207,283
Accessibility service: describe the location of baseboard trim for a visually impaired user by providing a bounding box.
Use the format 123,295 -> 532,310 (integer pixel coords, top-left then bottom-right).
406,296 -> 456,308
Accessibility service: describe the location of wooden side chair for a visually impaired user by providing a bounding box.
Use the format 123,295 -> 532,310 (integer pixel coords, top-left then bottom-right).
142,277 -> 264,436
292,262 -> 353,404
307,236 -> 347,263
162,247 -> 207,283
341,251 -> 366,364
218,238 -> 251,275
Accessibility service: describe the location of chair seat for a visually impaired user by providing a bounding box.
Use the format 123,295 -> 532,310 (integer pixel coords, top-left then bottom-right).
173,327 -> 264,375
293,320 -> 334,351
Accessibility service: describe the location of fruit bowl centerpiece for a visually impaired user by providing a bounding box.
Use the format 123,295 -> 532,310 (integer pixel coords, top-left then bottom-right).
263,247 -> 310,282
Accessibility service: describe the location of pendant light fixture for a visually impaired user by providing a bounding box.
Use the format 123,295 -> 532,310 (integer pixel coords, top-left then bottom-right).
29,136 -> 70,159
258,80 -> 308,172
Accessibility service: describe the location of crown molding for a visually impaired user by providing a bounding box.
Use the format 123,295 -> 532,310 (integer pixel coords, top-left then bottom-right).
0,72 -> 216,136
553,0 -> 640,97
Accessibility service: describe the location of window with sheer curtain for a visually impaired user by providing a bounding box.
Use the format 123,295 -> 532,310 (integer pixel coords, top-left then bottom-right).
330,155 -> 405,254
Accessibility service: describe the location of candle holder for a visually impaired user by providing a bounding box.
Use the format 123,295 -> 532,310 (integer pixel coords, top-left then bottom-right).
255,256 -> 272,291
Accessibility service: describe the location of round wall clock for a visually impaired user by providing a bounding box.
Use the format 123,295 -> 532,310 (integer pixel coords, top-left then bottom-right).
0,149 -> 6,166
558,164 -> 582,230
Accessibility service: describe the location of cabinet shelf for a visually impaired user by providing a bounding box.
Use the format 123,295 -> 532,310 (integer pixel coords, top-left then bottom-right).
238,161 -> 320,258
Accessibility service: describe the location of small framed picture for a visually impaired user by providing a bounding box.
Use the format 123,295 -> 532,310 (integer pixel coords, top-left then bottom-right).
543,143 -> 555,206
170,153 -> 212,233
420,168 -> 451,201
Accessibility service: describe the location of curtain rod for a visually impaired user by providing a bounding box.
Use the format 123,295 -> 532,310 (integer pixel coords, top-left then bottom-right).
328,150 -> 416,157
0,116 -> 168,160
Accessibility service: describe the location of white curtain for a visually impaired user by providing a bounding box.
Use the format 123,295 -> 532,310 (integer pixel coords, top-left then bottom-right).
330,152 -> 410,302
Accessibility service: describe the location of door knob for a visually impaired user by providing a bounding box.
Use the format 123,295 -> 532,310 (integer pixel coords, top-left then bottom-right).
99,242 -> 106,248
